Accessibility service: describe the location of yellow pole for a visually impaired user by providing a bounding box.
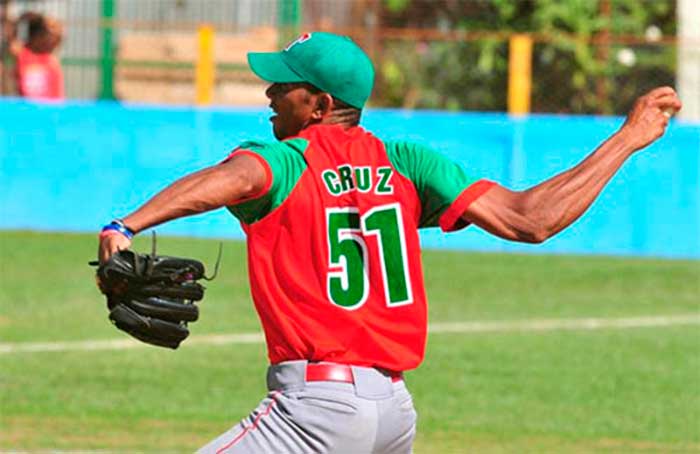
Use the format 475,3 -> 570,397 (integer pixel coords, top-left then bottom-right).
508,34 -> 533,116
196,24 -> 215,106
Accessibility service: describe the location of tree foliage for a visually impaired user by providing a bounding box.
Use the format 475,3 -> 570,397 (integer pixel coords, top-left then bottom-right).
374,0 -> 676,114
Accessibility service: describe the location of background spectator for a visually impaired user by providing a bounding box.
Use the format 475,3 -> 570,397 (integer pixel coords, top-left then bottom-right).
11,11 -> 64,100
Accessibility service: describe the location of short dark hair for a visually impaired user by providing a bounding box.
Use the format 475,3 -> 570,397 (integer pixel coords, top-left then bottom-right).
303,83 -> 362,126
271,82 -> 362,126
19,12 -> 47,40
329,96 -> 362,126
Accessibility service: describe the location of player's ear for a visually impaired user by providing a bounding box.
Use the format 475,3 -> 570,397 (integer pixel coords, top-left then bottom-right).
312,93 -> 334,120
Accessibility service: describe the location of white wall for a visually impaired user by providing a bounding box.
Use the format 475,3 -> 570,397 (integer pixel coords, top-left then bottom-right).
678,0 -> 700,122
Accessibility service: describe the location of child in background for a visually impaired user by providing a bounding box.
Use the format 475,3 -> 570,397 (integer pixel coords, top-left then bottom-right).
11,12 -> 64,100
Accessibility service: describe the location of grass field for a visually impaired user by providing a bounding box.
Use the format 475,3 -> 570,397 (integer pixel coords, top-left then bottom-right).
1,230 -> 699,453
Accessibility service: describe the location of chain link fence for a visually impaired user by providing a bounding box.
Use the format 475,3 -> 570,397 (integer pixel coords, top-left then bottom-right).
346,0 -> 680,115
1,0 -> 695,117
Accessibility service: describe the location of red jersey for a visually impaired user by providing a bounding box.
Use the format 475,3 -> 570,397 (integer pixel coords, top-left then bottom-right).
229,125 -> 492,372
15,47 -> 64,100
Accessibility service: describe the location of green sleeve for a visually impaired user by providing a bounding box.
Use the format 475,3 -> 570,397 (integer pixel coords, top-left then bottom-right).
384,140 -> 477,228
226,138 -> 308,225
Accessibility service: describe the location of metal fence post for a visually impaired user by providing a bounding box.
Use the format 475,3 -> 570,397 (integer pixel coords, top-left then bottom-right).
278,0 -> 302,47
196,25 -> 215,106
508,34 -> 533,116
100,0 -> 115,100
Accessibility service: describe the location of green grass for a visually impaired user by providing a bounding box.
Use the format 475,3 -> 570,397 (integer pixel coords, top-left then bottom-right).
1,230 -> 699,452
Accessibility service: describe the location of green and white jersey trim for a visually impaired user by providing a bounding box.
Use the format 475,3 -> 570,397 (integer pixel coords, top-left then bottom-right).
227,137 -> 476,228
227,138 -> 309,225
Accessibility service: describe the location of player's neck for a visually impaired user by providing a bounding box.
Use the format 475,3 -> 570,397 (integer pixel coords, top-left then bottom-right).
319,111 -> 360,129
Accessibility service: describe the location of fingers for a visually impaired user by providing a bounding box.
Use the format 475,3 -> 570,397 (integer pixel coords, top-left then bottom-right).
98,243 -> 112,264
647,86 -> 676,99
621,86 -> 682,151
630,89 -> 681,124
643,87 -> 682,115
98,246 -> 111,264
652,95 -> 682,116
98,233 -> 132,264
651,96 -> 682,123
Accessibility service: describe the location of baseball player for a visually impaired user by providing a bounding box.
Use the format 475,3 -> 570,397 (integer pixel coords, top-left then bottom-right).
97,32 -> 681,453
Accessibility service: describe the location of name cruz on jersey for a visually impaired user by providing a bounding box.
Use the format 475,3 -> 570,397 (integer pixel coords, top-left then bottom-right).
322,165 -> 394,196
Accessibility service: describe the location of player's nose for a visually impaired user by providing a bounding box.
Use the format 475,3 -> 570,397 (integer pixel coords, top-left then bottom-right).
265,83 -> 280,100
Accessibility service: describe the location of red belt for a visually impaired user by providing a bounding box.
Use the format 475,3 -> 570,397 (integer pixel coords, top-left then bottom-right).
305,363 -> 402,383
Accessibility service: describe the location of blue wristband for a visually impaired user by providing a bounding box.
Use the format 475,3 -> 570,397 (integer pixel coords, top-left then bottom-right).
101,219 -> 135,240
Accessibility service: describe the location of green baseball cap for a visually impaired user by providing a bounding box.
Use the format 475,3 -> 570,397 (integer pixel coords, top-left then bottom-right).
247,32 -> 374,109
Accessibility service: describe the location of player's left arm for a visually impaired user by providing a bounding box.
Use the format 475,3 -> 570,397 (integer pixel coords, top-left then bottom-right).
462,86 -> 682,243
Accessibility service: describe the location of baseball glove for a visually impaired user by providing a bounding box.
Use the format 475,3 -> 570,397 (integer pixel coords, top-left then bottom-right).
91,236 -> 218,349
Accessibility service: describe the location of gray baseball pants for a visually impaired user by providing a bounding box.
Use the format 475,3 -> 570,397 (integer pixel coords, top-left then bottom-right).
198,360 -> 417,454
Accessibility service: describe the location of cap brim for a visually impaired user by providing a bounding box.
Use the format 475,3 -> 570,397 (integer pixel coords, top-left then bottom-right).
247,52 -> 304,83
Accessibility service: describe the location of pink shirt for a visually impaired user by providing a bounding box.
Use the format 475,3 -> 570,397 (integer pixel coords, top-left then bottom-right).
16,47 -> 64,100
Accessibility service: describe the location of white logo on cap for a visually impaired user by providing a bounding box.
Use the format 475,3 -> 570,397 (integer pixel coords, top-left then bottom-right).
284,32 -> 312,51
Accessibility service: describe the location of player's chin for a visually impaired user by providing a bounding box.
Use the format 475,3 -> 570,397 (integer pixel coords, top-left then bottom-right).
272,123 -> 286,140
271,122 -> 296,141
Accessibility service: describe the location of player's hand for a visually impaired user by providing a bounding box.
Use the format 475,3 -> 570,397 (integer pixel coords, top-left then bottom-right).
618,86 -> 682,152
98,233 -> 132,264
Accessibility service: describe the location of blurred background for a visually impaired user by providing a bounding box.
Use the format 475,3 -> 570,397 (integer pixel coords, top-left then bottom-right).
0,0 -> 698,258
0,0 -> 698,120
0,4 -> 698,450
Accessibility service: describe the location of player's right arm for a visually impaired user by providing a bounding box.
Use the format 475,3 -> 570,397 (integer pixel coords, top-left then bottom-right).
461,86 -> 682,243
98,152 -> 268,262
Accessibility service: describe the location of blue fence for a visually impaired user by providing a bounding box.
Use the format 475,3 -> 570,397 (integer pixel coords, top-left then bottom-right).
1,99 -> 698,258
